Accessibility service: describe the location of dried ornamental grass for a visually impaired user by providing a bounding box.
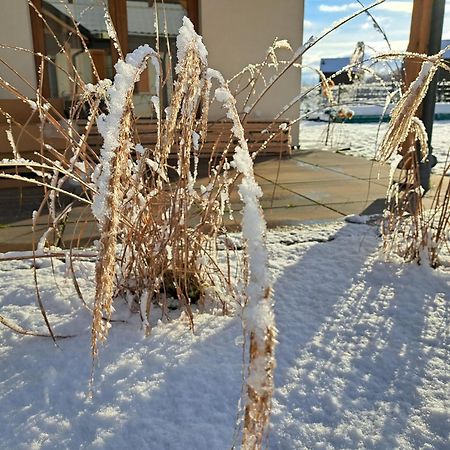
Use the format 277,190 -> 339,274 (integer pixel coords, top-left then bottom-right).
211,74 -> 276,449
376,53 -> 450,266
90,45 -> 158,356
0,3 -> 411,447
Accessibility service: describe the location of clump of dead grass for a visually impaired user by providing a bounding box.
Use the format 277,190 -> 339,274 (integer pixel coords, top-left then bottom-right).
376,52 -> 450,266
0,9 -> 279,446
4,2 -> 443,448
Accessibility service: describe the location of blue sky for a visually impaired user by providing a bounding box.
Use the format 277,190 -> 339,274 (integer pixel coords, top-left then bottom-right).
302,0 -> 450,84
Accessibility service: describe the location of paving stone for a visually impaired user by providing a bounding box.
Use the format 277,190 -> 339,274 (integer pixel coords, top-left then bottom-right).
1,150 -> 438,251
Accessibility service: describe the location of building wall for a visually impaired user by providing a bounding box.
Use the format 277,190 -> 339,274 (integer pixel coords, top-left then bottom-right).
0,0 -> 305,135
200,0 -> 304,144
0,0 -> 36,99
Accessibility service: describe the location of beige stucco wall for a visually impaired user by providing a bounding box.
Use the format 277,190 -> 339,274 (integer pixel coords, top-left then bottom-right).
0,0 -> 304,128
0,0 -> 36,99
200,0 -> 304,144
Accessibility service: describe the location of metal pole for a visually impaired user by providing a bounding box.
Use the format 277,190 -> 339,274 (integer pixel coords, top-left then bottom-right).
419,0 -> 446,191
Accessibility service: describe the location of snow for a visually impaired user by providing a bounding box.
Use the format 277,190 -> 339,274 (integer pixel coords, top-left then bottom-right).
214,87 -> 233,104
272,40 -> 292,51
1,221 -> 449,449
27,99 -> 37,110
213,75 -> 275,425
91,45 -> 157,225
300,120 -> 450,176
175,17 -> 208,74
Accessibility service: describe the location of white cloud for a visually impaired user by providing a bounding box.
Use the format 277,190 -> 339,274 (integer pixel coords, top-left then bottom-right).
376,1 -> 413,13
304,19 -> 314,29
319,3 -> 359,13
444,5 -> 450,38
319,1 -> 413,14
361,15 -> 390,31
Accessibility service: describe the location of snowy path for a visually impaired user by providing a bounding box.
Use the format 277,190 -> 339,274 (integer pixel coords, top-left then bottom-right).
0,222 -> 449,449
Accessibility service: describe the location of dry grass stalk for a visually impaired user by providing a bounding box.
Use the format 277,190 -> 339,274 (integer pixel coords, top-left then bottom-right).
377,56 -> 438,163
210,74 -> 276,448
375,53 -> 450,266
242,327 -> 276,449
91,50 -> 154,356
111,22 -> 234,336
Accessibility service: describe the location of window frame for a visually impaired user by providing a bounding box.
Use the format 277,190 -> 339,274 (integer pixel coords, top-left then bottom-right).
29,0 -> 200,98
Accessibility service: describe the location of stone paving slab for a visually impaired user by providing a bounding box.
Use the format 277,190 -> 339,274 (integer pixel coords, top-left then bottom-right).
0,150 -> 444,251
254,158 -> 350,183
261,204 -> 343,226
280,178 -> 387,204
328,199 -> 387,217
293,151 -> 391,182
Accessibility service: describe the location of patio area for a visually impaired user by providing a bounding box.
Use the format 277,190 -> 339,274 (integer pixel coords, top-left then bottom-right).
0,148 -> 442,252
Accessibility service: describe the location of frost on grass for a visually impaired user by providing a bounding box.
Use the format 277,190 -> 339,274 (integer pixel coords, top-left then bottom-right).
377,56 -> 449,267
90,44 -> 160,358
90,16 -> 276,446
87,16 -> 272,365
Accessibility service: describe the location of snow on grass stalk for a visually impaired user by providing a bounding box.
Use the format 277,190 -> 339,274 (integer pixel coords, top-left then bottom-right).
211,71 -> 276,449
176,17 -> 208,73
91,45 -> 157,359
378,55 -> 449,266
377,59 -> 437,163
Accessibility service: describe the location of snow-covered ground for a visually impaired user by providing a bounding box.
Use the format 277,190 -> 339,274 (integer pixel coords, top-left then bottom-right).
299,121 -> 450,176
1,221 -> 449,449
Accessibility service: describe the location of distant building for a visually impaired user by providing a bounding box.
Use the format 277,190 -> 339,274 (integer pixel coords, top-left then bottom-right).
319,57 -> 352,85
439,39 -> 450,81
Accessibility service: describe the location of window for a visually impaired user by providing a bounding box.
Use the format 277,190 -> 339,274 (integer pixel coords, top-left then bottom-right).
126,1 -> 188,114
30,0 -> 199,116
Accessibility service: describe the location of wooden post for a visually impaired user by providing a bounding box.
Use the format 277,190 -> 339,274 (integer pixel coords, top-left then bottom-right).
29,0 -> 51,99
187,0 -> 200,32
404,1 -> 434,87
107,0 -> 129,64
403,0 -> 445,191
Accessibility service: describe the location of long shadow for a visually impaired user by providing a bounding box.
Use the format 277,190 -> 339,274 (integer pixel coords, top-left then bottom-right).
270,223 -> 379,387
0,222 -> 447,449
0,223 -> 360,450
270,224 -> 449,449
0,223 -> 356,450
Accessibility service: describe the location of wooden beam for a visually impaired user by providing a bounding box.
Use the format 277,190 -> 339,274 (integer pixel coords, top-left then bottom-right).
404,0 -> 434,88
400,0 -> 435,161
402,0 -> 445,191
28,0 -> 51,99
107,0 -> 129,63
90,49 -> 107,81
187,0 -> 200,32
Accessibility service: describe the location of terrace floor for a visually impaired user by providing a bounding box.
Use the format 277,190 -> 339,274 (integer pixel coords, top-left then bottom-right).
0,149 -> 444,252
